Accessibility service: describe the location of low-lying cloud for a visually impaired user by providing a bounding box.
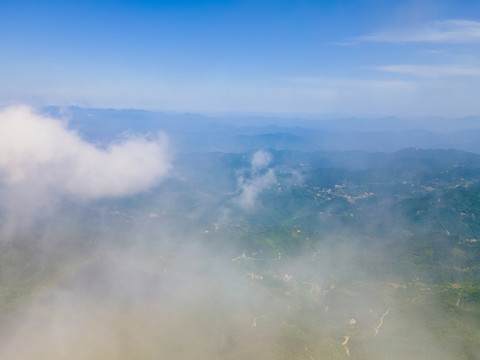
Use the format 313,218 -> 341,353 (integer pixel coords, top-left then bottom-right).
236,150 -> 277,210
0,105 -> 170,200
251,150 -> 272,171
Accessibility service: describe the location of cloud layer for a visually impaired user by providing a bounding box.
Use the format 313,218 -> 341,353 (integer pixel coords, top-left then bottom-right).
0,105 -> 170,200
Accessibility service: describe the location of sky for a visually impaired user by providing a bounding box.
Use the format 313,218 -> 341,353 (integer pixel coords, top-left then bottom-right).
1,0 -> 480,117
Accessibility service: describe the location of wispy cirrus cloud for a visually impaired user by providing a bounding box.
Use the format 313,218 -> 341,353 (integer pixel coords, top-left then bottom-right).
374,64 -> 480,77
283,76 -> 412,89
357,19 -> 480,43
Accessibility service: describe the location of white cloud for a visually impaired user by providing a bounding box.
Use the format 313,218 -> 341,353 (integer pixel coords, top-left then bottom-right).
0,105 -> 170,200
236,151 -> 276,210
236,169 -> 276,210
283,76 -> 412,89
251,150 -> 272,171
374,64 -> 480,77
357,19 -> 480,43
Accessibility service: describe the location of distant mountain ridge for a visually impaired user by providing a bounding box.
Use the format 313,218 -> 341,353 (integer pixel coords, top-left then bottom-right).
43,106 -> 480,154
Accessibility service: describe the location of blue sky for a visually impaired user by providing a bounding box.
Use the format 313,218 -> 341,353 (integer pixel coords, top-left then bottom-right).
1,0 -> 480,116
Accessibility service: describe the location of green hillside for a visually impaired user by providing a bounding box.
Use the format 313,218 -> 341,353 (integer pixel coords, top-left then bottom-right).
1,148 -> 479,359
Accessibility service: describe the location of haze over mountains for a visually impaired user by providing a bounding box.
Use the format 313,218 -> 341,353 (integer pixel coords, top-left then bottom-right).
47,107 -> 480,154
2,0 -> 480,358
0,105 -> 479,359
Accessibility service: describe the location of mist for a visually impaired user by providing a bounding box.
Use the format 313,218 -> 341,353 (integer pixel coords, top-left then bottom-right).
0,106 -> 479,360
